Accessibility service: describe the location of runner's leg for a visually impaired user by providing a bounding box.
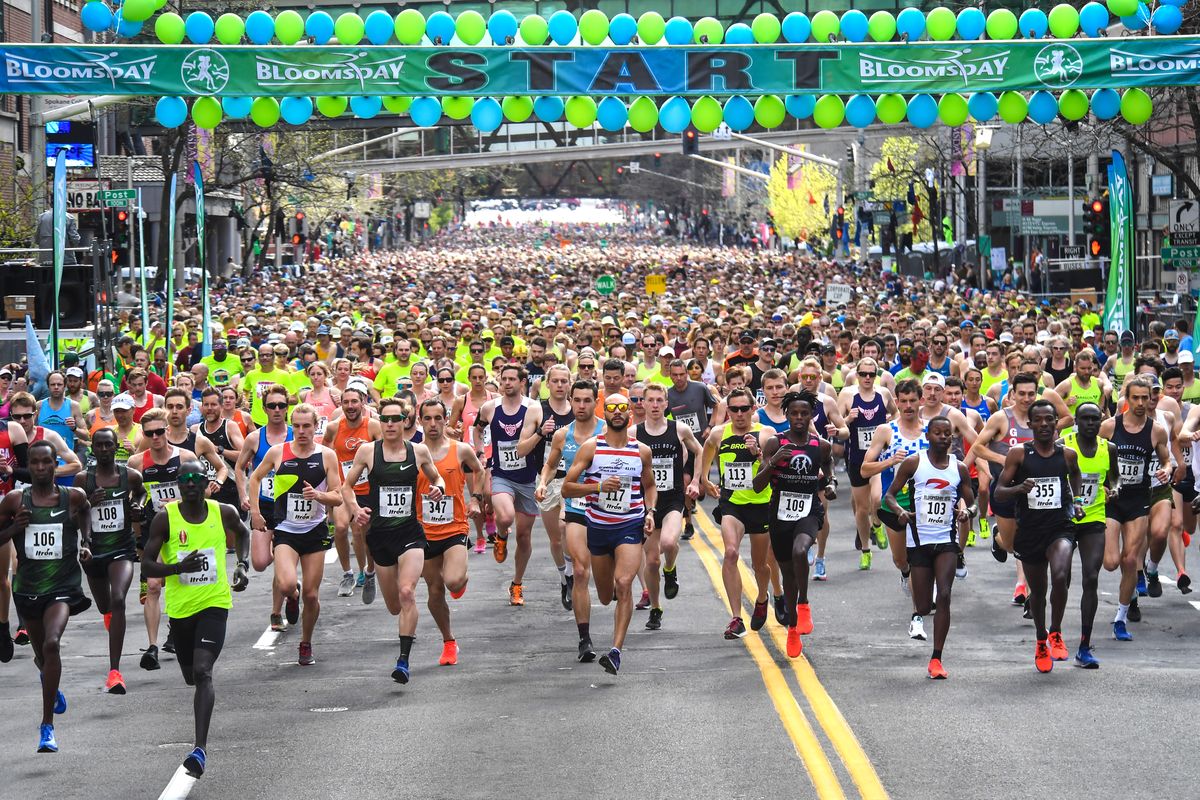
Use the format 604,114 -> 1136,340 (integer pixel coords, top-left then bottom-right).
106,560 -> 133,671
611,543 -> 641,650
28,603 -> 70,726
720,516 -> 746,617
1078,533 -> 1104,646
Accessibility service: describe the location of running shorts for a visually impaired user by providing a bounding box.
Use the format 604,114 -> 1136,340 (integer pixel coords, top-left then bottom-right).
492,476 -> 539,516
1106,490 -> 1151,524
769,514 -> 822,563
425,533 -> 469,560
169,606 -> 229,679
717,499 -> 770,534
273,521 -> 333,556
906,541 -> 960,569
537,478 -> 563,513
366,522 -> 426,567
587,521 -> 645,557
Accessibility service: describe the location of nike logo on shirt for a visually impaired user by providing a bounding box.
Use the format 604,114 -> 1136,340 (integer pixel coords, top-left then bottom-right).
49,509 -> 65,518
112,491 -> 126,498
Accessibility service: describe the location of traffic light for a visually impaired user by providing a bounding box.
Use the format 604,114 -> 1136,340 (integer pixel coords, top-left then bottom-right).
111,208 -> 130,269
1082,200 -> 1097,237
654,152 -> 662,169
681,127 -> 699,156
615,166 -> 624,177
834,205 -> 845,241
1088,198 -> 1109,258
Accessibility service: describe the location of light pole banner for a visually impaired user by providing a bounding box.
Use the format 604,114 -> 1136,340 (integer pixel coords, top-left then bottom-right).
1103,150 -> 1132,335
193,160 -> 211,357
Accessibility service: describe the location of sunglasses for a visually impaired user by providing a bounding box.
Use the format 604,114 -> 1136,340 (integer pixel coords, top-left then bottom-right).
437,376 -> 454,383
10,412 -> 33,420
143,428 -> 167,437
858,371 -> 877,378
241,357 -> 255,362
379,414 -> 408,423
578,363 -> 595,369
98,391 -> 114,397
728,405 -> 753,413
470,348 -> 484,354
604,402 -> 630,413
178,472 -> 208,484
265,402 -> 288,410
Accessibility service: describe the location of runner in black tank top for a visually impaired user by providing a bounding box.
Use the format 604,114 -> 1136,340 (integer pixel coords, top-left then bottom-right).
197,417 -> 239,506
535,371 -> 578,612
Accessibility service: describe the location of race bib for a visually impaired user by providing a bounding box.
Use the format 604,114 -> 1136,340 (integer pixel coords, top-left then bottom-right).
203,458 -> 217,481
916,491 -> 954,528
856,424 -> 878,451
1117,456 -> 1145,485
497,441 -> 526,472
652,457 -> 675,491
423,494 -> 455,525
755,389 -> 766,407
1079,473 -> 1100,506
287,495 -> 316,523
777,491 -> 812,521
380,486 -> 414,519
177,547 -> 217,586
1029,477 -> 1062,510
260,473 -> 275,499
480,427 -> 491,448
91,499 -> 125,533
24,523 -> 63,560
676,412 -> 700,433
723,462 -> 753,491
255,382 -> 271,398
598,477 -> 632,514
149,481 -> 180,512
315,416 -> 329,437
342,460 -> 368,487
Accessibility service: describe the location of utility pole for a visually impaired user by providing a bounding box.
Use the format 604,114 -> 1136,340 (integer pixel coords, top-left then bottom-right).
30,0 -> 49,219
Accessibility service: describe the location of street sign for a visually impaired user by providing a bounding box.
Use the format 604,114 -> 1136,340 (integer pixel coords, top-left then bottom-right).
1170,199 -> 1199,246
413,201 -> 431,219
1177,270 -> 1191,296
629,162 -> 639,174
1061,245 -> 1084,260
595,274 -> 615,295
99,188 -> 135,207
645,274 -> 666,296
712,123 -> 732,141
826,284 -> 854,306
67,180 -> 108,213
1152,174 -> 1174,197
1163,245 -> 1200,264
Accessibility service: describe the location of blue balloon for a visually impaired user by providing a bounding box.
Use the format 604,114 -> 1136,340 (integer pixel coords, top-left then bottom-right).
723,96 -> 755,130
488,10 -> 519,44
222,97 -> 252,119
1121,4 -> 1149,31
244,10 -> 274,45
116,17 -> 142,37
350,96 -> 383,119
364,10 -> 393,44
841,11 -> 869,42
155,97 -> 187,129
1019,9 -> 1048,38
907,94 -> 938,128
896,8 -> 926,39
1152,5 -> 1183,34
184,11 -> 214,44
782,13 -> 811,43
968,92 -> 998,121
306,11 -> 334,44
724,23 -> 754,44
956,8 -> 986,40
409,97 -> 442,126
1079,3 -> 1109,37
426,11 -> 455,44
280,96 -> 314,125
596,98 -> 628,131
659,96 -> 692,133
548,10 -> 578,45
608,13 -> 637,44
533,96 -> 564,122
81,3 -> 113,33
1091,88 -> 1121,120
845,94 -> 877,128
1160,0 -> 1187,6
785,95 -> 816,119
1028,90 -> 1058,124
471,97 -> 503,132
664,16 -> 694,45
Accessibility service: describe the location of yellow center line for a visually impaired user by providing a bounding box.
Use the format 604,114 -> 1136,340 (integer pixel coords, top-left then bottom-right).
695,507 -> 890,800
686,517 -> 846,800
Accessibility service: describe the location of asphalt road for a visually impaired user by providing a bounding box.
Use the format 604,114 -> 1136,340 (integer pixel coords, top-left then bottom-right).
2,488 -> 1200,800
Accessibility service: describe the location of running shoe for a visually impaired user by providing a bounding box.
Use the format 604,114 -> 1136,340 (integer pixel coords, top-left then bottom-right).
473,537 -> 486,554
450,581 -> 467,600
105,669 -> 126,695
786,627 -> 802,658
796,603 -> 813,635
485,518 -> 496,537
826,476 -> 838,500
285,590 -> 300,625
162,634 -> 176,655
1136,570 -> 1148,597
965,528 -> 977,548
645,608 -> 663,630
1034,640 -> 1053,673
772,594 -> 786,625
103,612 -> 112,632
749,600 -> 769,631
900,573 -> 911,598
908,615 -> 927,641
578,637 -> 596,662
183,746 -> 206,778
355,571 -> 366,588
1112,620 -> 1133,641
1179,572 -> 1193,594
1011,584 -> 1028,606
979,517 -> 991,539
599,648 -> 622,675
873,524 -> 888,550
37,723 -> 57,753
813,558 -> 827,581
270,614 -> 286,632
0,625 -> 11,664
991,535 -> 1008,563
1127,598 -> 1141,622
663,566 -> 679,599
1146,569 -> 1162,598
337,572 -> 355,597
635,589 -> 651,610
807,546 -> 815,566
140,644 -> 160,671
298,642 -> 315,666
1022,598 -> 1032,620
362,573 -> 377,605
14,627 -> 29,646
1075,645 -> 1100,669
1184,530 -> 1193,548
493,534 -> 509,563
560,578 -> 572,611
927,658 -> 948,680
859,551 -> 872,570
681,520 -> 694,540
724,617 -> 747,639
509,582 -> 524,606
439,640 -> 459,666
138,580 -> 148,605
955,553 -> 967,579
1047,631 -> 1069,661
391,656 -> 410,684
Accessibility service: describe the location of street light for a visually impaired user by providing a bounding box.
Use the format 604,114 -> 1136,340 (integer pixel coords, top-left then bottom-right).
974,126 -> 997,290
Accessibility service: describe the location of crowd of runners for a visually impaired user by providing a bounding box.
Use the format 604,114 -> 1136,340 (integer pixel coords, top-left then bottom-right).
1,220 -> 1196,778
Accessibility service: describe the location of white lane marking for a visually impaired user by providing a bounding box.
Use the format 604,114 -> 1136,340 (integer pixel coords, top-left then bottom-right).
1190,601 -> 1200,613
253,627 -> 282,650
1159,576 -> 1177,586
324,548 -> 337,565
157,766 -> 198,800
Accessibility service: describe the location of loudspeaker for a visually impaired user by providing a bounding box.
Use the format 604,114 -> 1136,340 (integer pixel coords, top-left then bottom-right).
0,264 -> 94,327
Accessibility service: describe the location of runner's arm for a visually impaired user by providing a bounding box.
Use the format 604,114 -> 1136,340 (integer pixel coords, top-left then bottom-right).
44,429 -> 82,478
341,446 -> 372,519
882,454 -> 919,518
968,414 -> 1007,466
858,426 -> 898,478
414,444 -> 445,498
516,403 -> 545,457
991,447 -> 1030,502
223,420 -> 244,464
220,502 -> 251,570
751,436 -> 781,493
536,428 -> 566,492
560,441 -> 598,500
640,444 -> 657,533
233,431 -> 257,508
69,486 -> 92,556
318,448 -> 343,506
957,463 -> 977,513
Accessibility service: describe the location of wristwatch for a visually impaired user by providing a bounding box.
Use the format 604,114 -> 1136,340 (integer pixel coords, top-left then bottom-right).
237,558 -> 250,570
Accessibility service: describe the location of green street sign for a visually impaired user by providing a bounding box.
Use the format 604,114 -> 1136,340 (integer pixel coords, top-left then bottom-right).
100,188 -> 135,207
1163,245 -> 1200,264
595,274 -> 615,295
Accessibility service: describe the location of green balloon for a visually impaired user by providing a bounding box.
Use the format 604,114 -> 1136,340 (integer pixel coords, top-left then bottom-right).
813,95 -> 845,129
214,13 -> 244,45
191,97 -> 223,130
520,14 -> 548,45
502,96 -> 533,122
251,98 -> 281,128
926,7 -> 956,40
986,9 -> 1018,40
456,10 -> 486,45
579,9 -> 610,45
121,0 -> 154,23
876,94 -> 907,124
751,13 -> 781,43
154,0 -> 167,9
628,97 -> 659,132
637,12 -> 665,45
275,10 -> 304,45
317,96 -> 349,118
394,9 -> 425,45
1107,0 -> 1138,17
811,10 -> 840,42
754,95 -> 786,128
998,91 -> 1028,124
442,96 -> 474,120
938,94 -> 969,126
1120,88 -> 1152,125
868,11 -> 897,42
155,12 -> 185,44
691,96 -> 723,132
564,96 -> 598,128
382,96 -> 412,114
1047,4 -> 1079,38
1058,89 -> 1089,121
335,13 -> 365,45
694,16 -> 723,44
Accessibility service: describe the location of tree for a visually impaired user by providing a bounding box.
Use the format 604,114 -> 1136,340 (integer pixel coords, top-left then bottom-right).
765,155 -> 837,242
868,136 -> 939,244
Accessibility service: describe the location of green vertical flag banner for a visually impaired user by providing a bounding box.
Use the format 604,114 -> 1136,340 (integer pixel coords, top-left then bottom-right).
50,149 -> 66,368
193,160 -> 211,357
165,172 -> 177,367
1103,151 -> 1132,336
136,188 -> 150,346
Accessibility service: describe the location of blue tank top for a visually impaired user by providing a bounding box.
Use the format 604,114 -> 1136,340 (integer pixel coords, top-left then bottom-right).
254,425 -> 294,500
962,396 -> 992,423
489,401 -> 537,483
38,398 -> 74,451
756,407 -> 789,434
847,391 -> 888,461
928,357 -> 953,378
812,397 -> 828,434
562,419 -> 605,512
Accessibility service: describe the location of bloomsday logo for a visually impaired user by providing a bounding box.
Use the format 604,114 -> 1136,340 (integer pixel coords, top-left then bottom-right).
253,51 -> 407,93
857,48 -> 1010,89
1110,47 -> 1200,76
181,49 -> 229,94
5,49 -> 155,88
1033,44 -> 1083,89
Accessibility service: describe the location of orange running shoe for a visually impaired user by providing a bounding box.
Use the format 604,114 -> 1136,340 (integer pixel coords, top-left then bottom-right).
439,640 -> 459,666
1184,531 -> 1192,548
450,580 -> 467,600
796,603 -> 814,635
103,612 -> 112,632
1047,631 -> 1069,661
494,534 -> 509,563
105,669 -> 127,694
1034,639 -> 1053,673
509,582 -> 524,606
927,658 -> 948,680
786,626 -> 802,658
1012,583 -> 1028,606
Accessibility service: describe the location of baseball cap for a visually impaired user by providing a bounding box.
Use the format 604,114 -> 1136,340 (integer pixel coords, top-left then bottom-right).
922,372 -> 945,388
1165,328 -> 1180,340
999,331 -> 1014,343
0,367 -> 11,378
111,393 -> 135,410
738,332 -> 756,343
317,325 -> 330,335
1180,350 -> 1195,364
658,346 -> 675,358
1120,329 -> 1136,345
1082,329 -> 1095,340
621,332 -> 637,346
65,366 -> 84,378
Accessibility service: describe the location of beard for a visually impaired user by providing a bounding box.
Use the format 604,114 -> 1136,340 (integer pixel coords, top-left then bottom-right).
607,416 -> 628,431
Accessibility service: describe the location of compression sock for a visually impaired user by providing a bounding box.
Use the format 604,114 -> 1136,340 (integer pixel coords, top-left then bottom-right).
557,564 -> 568,586
399,635 -> 414,659
563,555 -> 574,578
577,622 -> 589,639
1114,603 -> 1129,623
